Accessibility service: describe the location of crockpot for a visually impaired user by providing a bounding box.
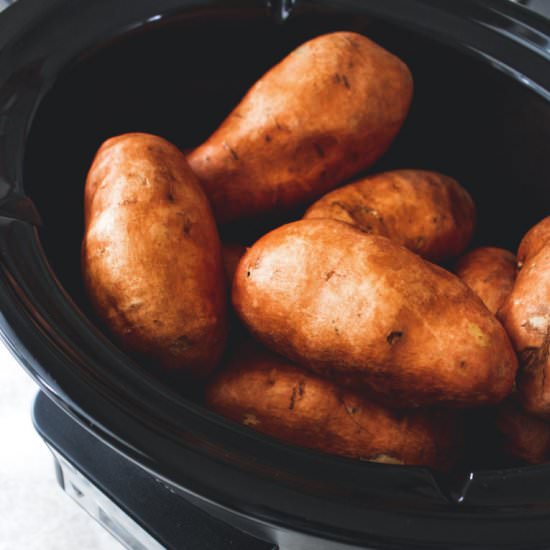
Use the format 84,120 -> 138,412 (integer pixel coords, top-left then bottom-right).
2,0 -> 550,548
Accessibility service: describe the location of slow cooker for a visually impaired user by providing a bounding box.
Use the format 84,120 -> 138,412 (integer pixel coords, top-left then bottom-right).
2,0 -> 550,548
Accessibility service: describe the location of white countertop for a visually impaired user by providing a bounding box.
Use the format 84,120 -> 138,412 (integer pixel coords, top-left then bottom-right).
0,0 -> 119,544
0,343 -> 122,550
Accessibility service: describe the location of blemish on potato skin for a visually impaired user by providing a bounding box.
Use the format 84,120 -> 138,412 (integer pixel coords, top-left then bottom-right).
182,219 -> 193,236
415,236 -> 426,248
223,141 -> 239,161
344,36 -> 360,50
264,134 -> 272,143
521,326 -> 550,373
243,413 -> 260,426
387,331 -> 403,345
160,167 -> 177,183
169,335 -> 193,353
314,143 -> 325,158
467,323 -> 490,347
332,73 -> 350,89
126,300 -> 143,312
523,315 -> 548,333
119,198 -> 137,206
289,386 -> 297,410
325,270 -> 335,281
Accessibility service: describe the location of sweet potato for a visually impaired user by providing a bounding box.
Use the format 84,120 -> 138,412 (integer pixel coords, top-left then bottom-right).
188,32 -> 413,223
455,247 -> 516,315
233,219 -> 518,408
517,216 -> 550,267
304,170 -> 475,262
82,133 -> 227,376
206,344 -> 462,470
499,216 -> 550,417
496,398 -> 550,464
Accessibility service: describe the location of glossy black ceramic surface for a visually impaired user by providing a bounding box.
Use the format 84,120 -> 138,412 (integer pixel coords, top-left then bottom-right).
2,1 -> 550,548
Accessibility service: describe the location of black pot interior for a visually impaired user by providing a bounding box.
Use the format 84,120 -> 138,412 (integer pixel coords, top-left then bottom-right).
23,5 -> 550,472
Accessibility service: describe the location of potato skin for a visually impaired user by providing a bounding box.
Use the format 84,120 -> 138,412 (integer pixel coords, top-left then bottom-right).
454,247 -> 516,315
206,345 -> 462,471
517,216 -> 550,267
233,219 -> 517,408
82,133 -> 227,376
496,398 -> 550,464
304,170 -> 475,262
188,32 -> 413,223
499,217 -> 550,417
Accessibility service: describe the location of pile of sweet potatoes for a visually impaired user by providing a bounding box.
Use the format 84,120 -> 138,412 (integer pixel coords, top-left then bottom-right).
81,32 -> 550,471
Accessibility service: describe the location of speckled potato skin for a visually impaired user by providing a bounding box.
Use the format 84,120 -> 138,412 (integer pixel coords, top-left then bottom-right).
222,243 -> 247,286
82,133 -> 227,377
206,345 -> 462,471
496,398 -> 550,464
304,170 -> 475,263
499,217 -> 550,417
188,32 -> 413,223
233,219 -> 518,408
516,216 -> 550,268
455,247 -> 516,315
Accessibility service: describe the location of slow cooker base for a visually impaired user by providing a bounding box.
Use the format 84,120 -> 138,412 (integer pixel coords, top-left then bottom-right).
32,392 -> 275,550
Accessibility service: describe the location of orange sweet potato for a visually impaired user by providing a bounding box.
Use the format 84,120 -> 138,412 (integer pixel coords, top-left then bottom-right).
233,219 -> 518,408
188,32 -> 413,223
304,170 -> 475,262
500,217 -> 550,417
455,247 -> 516,315
206,344 -> 462,471
82,133 -> 227,377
